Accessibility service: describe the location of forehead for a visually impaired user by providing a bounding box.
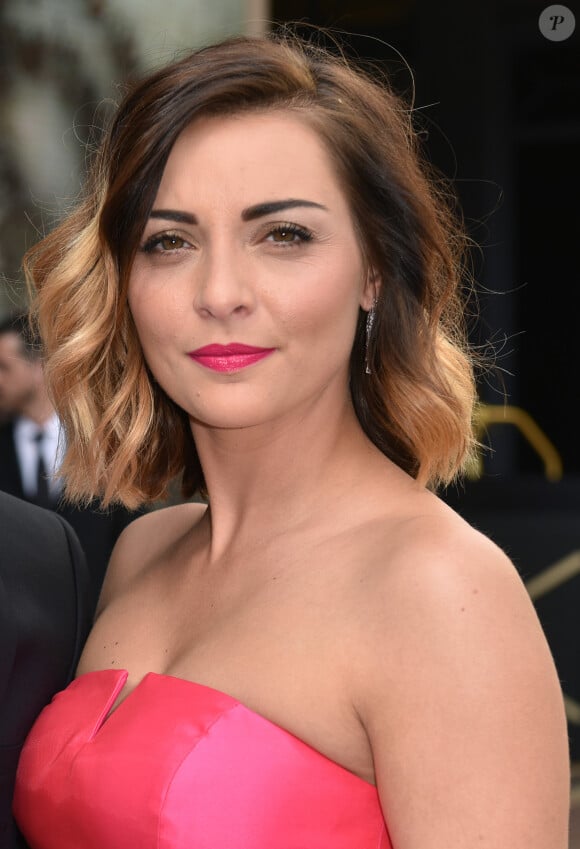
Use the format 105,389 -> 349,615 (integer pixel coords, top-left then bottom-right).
156,110 -> 349,210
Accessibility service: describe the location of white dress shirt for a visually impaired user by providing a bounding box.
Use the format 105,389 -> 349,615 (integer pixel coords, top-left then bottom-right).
13,413 -> 64,500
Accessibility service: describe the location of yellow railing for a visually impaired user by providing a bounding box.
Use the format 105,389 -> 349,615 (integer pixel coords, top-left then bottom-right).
470,403 -> 563,481
466,405 -> 578,734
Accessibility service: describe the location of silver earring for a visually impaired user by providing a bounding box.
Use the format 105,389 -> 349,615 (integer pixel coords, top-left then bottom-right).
365,304 -> 376,375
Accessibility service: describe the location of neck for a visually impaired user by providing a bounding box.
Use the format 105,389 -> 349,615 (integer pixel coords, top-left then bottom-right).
191,394 -> 378,560
21,397 -> 55,427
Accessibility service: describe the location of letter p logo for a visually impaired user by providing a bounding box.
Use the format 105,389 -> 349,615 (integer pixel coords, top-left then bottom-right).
539,5 -> 576,40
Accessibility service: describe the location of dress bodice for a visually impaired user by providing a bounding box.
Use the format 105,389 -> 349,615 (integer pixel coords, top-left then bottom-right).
14,669 -> 391,849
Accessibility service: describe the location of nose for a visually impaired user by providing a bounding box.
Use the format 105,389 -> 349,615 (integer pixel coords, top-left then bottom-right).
193,243 -> 256,321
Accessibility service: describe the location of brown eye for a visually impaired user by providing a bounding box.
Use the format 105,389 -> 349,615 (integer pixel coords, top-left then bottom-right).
266,224 -> 313,245
141,232 -> 189,254
271,228 -> 297,242
160,234 -> 185,250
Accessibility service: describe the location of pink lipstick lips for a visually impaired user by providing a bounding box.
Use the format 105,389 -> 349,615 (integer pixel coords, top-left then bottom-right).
187,343 -> 275,373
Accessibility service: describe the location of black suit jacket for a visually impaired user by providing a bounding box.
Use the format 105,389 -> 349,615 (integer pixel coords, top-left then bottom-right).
0,491 -> 92,849
0,420 -> 140,602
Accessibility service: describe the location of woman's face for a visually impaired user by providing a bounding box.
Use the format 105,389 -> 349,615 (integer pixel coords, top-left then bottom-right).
128,110 -> 375,432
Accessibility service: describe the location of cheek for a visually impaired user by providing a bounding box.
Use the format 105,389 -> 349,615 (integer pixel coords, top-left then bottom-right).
278,267 -> 362,351
14,365 -> 34,389
128,285 -> 181,357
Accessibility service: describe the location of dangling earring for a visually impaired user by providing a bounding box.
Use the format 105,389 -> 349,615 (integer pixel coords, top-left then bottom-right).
365,303 -> 376,375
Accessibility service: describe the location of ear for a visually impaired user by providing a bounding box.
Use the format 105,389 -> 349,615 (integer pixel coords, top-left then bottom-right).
360,267 -> 381,311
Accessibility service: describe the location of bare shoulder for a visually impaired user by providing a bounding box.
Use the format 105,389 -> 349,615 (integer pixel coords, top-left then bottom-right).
96,500 -> 207,614
112,500 -> 207,551
357,491 -> 558,702
353,490 -> 570,848
363,489 -> 527,614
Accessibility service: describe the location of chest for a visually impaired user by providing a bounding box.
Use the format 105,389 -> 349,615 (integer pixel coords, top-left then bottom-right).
82,545 -> 376,782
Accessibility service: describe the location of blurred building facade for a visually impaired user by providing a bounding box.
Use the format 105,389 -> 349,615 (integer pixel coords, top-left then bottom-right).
0,0 -> 267,312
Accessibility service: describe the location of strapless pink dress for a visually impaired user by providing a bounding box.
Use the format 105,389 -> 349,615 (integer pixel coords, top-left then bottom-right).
13,669 -> 391,848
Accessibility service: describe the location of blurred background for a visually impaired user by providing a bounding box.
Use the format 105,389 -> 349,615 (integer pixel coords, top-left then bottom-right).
0,0 -> 578,835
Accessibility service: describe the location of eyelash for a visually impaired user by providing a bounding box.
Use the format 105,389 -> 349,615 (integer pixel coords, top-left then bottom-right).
140,232 -> 187,254
139,222 -> 314,254
264,222 -> 313,246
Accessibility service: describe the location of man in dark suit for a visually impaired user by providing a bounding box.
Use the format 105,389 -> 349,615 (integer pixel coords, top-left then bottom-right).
0,491 -> 92,849
0,313 -> 140,600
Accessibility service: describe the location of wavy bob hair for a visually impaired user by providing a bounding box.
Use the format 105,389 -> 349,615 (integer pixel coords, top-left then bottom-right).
25,31 -> 476,508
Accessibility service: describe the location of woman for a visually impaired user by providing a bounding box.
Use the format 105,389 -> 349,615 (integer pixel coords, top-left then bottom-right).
14,32 -> 569,849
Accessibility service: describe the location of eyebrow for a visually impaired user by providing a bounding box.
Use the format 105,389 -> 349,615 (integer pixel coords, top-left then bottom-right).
149,209 -> 197,224
148,199 -> 328,226
241,199 -> 328,221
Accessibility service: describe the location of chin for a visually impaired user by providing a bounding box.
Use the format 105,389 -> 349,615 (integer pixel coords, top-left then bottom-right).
185,394 -> 278,432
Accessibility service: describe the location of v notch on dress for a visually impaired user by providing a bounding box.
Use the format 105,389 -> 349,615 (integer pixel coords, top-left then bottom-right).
86,667 -> 376,787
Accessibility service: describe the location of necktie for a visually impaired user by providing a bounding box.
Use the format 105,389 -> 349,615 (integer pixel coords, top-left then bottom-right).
34,430 -> 51,509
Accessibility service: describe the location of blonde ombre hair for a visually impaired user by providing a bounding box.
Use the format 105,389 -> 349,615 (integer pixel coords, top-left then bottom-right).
25,32 -> 477,509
